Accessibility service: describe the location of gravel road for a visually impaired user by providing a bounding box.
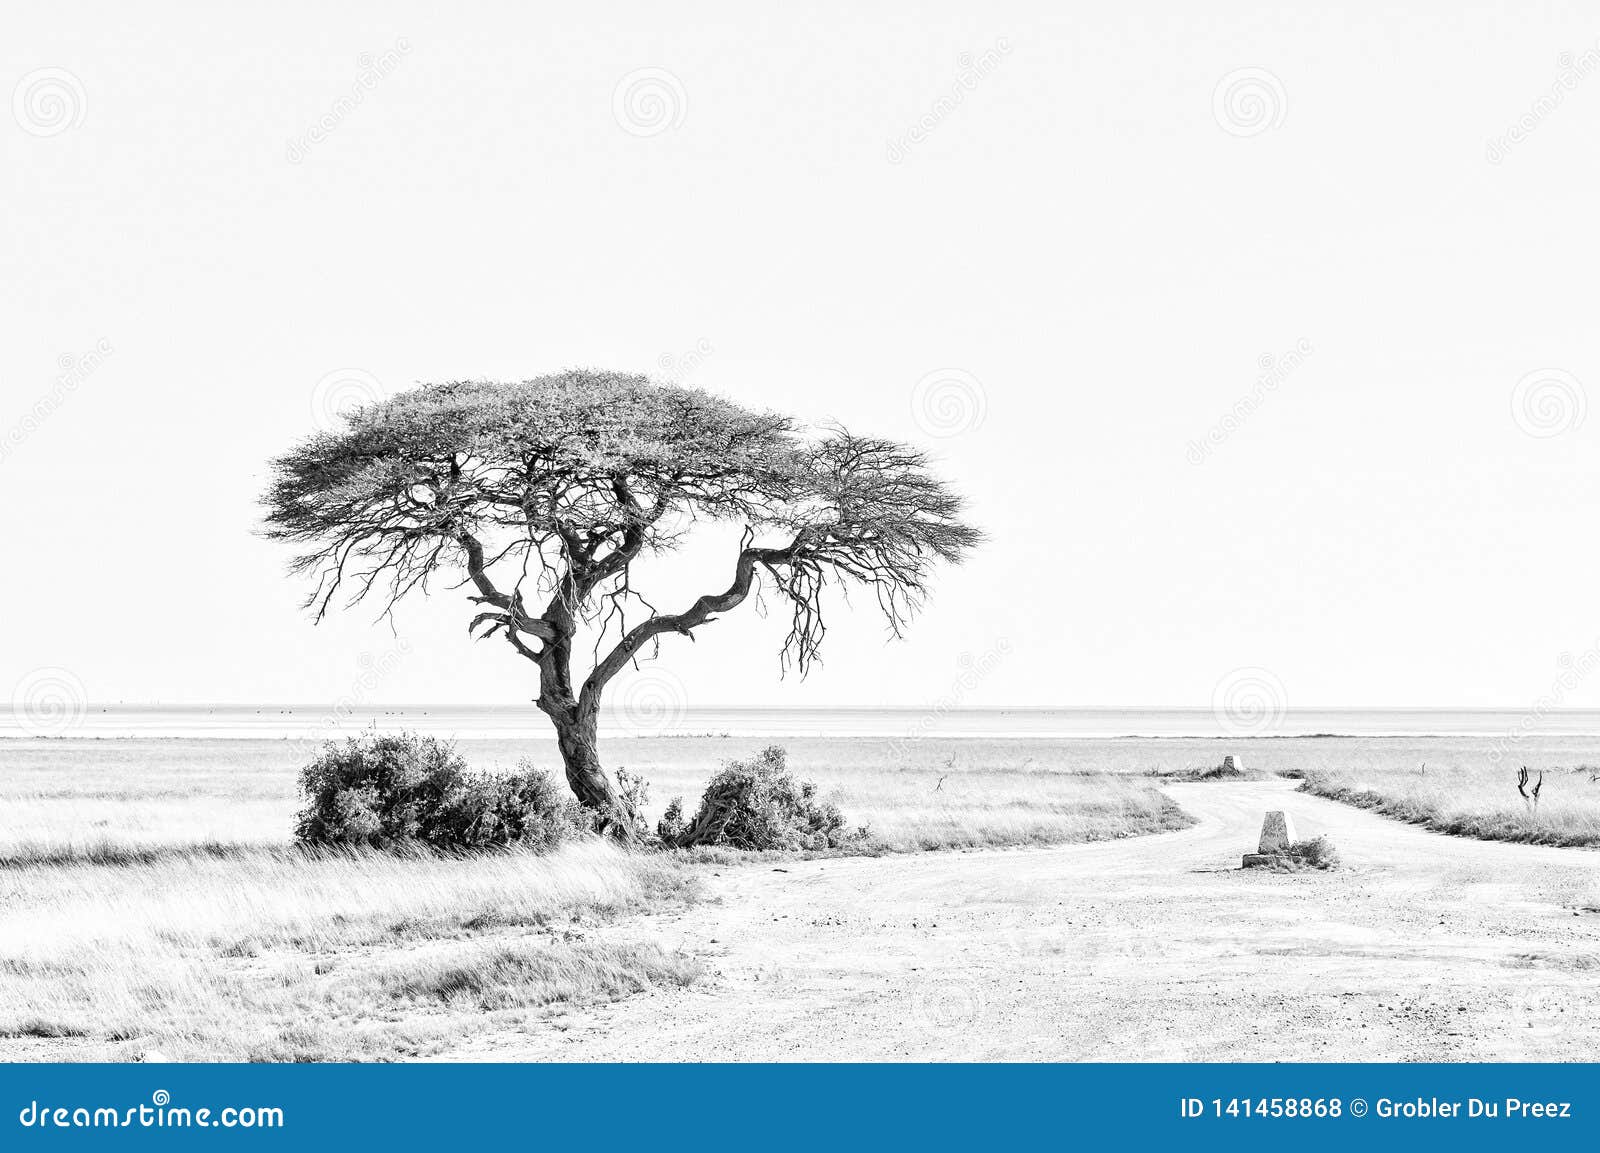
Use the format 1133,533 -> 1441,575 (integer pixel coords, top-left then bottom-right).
448,779 -> 1600,1061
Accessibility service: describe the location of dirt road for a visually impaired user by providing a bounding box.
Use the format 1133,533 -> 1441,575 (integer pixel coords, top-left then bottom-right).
446,780 -> 1600,1061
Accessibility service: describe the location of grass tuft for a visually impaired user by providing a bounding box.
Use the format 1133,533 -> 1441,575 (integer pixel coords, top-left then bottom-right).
0,840 -> 701,1061
1298,771 -> 1600,848
1278,836 -> 1341,871
382,939 -> 701,1010
0,1019 -> 92,1039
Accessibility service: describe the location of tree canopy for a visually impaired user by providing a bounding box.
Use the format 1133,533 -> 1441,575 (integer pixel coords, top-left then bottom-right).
262,369 -> 981,830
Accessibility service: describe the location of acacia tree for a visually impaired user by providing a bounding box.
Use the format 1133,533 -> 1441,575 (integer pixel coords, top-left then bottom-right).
262,370 -> 980,838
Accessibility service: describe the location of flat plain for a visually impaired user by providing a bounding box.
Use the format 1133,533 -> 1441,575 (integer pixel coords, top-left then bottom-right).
3,734 -> 1598,1060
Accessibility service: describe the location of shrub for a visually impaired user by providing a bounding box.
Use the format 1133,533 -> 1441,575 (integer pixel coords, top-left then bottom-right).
1164,761 -> 1247,781
614,768 -> 653,841
656,796 -> 687,844
1289,835 -> 1340,869
295,733 -> 586,851
669,745 -> 855,850
430,767 -> 589,851
1274,835 -> 1340,871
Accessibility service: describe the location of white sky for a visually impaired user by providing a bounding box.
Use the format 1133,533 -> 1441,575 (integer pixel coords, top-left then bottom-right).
5,1 -> 1600,711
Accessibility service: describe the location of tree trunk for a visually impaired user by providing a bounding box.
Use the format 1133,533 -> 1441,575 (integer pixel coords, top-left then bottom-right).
550,710 -> 636,842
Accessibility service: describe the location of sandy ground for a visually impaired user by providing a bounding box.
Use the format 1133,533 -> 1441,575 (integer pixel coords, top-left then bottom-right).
445,780 -> 1600,1061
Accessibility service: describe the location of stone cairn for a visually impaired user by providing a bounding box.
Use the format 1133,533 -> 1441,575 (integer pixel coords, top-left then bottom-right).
1242,810 -> 1297,868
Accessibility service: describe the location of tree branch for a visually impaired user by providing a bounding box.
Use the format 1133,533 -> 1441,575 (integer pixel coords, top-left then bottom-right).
580,535 -> 800,709
458,529 -> 556,644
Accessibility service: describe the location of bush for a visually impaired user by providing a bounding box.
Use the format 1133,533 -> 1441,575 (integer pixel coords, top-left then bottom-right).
656,796 -> 687,844
1287,835 -> 1340,869
614,767 -> 653,841
668,745 -> 855,851
1164,761 -> 1247,781
1266,835 -> 1341,872
295,733 -> 586,851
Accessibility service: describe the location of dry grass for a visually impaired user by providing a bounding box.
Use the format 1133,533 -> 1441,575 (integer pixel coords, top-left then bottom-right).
0,841 -> 700,1061
1250,835 -> 1342,872
1,737 -> 1193,862
673,776 -> 1191,863
1157,759 -> 1271,782
628,744 -> 1193,853
847,774 -> 1190,852
13,732 -> 1598,1059
1296,763 -> 1600,848
0,740 -> 301,863
0,734 -> 1195,1060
